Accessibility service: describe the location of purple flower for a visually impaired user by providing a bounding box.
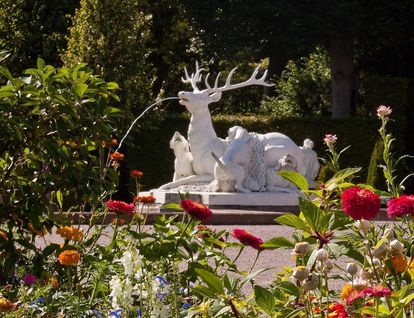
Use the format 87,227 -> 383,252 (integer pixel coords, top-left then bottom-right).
23,274 -> 37,286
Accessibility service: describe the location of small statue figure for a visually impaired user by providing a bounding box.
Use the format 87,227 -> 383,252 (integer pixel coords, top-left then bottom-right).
266,154 -> 299,193
169,131 -> 194,181
300,138 -> 320,186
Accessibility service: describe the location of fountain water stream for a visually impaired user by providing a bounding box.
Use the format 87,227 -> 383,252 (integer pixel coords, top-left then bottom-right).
115,96 -> 179,152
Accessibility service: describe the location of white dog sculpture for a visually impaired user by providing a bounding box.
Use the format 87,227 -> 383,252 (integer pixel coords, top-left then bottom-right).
169,131 -> 194,181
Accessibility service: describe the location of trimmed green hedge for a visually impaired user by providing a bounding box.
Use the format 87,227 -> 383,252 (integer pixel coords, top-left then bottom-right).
128,114 -> 385,191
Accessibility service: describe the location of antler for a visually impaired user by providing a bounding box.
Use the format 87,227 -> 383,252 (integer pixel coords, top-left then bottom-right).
205,66 -> 274,93
181,61 -> 206,91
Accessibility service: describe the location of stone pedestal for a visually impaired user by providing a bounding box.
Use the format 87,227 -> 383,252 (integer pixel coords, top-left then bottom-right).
141,190 -> 301,210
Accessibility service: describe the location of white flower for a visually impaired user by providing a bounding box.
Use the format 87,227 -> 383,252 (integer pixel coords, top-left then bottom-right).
390,239 -> 404,254
346,262 -> 359,276
117,248 -> 143,277
315,248 -> 329,261
376,105 -> 392,119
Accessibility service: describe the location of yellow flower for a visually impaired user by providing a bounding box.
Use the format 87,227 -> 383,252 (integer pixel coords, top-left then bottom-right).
29,223 -> 47,237
340,283 -> 354,300
56,226 -> 83,241
0,297 -> 15,312
58,250 -> 80,266
390,254 -> 408,273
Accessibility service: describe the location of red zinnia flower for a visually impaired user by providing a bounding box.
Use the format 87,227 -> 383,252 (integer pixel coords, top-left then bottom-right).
130,170 -> 143,178
134,195 -> 156,204
106,199 -> 135,215
359,286 -> 392,298
110,152 -> 124,161
180,199 -> 212,222
341,187 -> 380,220
328,303 -> 348,318
387,195 -> 414,218
231,228 -> 263,250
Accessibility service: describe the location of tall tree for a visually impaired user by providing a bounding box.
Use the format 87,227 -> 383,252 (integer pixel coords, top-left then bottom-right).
0,0 -> 78,74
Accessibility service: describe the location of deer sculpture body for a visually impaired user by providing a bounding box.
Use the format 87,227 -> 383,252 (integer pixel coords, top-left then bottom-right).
159,62 -> 318,191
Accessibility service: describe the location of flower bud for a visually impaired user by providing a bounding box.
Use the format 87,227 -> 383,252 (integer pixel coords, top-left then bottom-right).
355,219 -> 371,233
372,242 -> 387,258
390,239 -> 404,254
293,242 -> 311,256
315,248 -> 329,261
346,263 -> 359,276
324,260 -> 334,272
303,273 -> 319,291
359,269 -> 372,280
383,228 -> 394,240
292,266 -> 309,281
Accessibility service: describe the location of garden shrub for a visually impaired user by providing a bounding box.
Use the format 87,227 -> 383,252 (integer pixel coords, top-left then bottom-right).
0,58 -> 120,276
260,47 -> 331,118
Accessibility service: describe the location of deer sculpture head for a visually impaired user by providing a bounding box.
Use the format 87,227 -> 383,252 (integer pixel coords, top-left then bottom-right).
179,61 -> 274,115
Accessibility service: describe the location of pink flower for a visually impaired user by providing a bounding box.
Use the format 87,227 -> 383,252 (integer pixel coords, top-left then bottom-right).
376,105 -> 392,119
360,285 -> 392,298
387,195 -> 414,218
341,187 -> 380,220
23,274 -> 37,286
328,303 -> 348,318
180,199 -> 212,222
106,199 -> 135,215
323,134 -> 337,147
231,228 -> 263,250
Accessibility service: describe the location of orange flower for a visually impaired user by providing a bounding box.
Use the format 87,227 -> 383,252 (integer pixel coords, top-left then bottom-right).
389,254 -> 408,273
49,276 -> 59,288
110,152 -> 124,161
0,229 -> 7,241
56,226 -> 83,241
58,250 -> 80,266
130,170 -> 143,178
0,297 -> 15,312
29,224 -> 47,237
134,195 -> 156,205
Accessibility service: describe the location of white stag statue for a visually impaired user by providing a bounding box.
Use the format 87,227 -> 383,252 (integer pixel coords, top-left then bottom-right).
159,62 -> 319,192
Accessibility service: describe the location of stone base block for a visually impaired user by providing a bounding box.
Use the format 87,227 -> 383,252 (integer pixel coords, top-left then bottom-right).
142,190 -> 300,209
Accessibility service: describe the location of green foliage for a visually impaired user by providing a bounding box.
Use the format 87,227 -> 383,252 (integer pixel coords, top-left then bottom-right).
367,139 -> 386,190
0,58 -> 119,275
0,0 -> 78,75
261,47 -> 331,118
62,0 -> 153,117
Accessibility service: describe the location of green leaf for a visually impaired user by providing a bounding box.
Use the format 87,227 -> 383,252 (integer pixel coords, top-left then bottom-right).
56,190 -> 63,210
275,214 -> 310,233
326,167 -> 361,186
37,58 -> 46,70
192,285 -> 217,299
299,197 -> 326,232
195,268 -> 225,295
161,203 -> 183,211
261,237 -> 295,249
105,82 -> 119,90
276,281 -> 300,297
0,66 -> 13,80
74,83 -> 88,97
254,285 -> 275,315
277,171 -> 308,191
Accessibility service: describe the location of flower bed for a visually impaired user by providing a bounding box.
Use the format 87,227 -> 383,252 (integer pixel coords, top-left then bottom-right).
1,65 -> 414,318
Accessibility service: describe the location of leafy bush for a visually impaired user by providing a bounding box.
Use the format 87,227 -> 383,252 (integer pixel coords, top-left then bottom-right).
260,47 -> 331,118
0,57 -> 120,276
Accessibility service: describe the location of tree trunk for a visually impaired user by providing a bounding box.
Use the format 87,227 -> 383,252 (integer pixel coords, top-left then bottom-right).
263,53 -> 288,96
330,33 -> 355,118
